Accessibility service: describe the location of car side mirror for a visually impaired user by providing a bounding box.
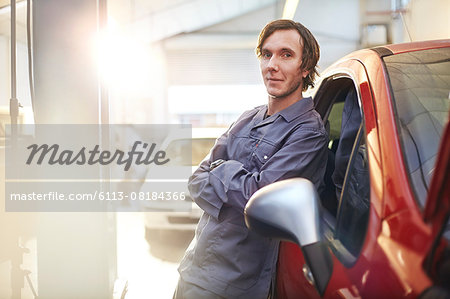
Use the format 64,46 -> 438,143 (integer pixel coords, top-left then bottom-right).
244,178 -> 333,296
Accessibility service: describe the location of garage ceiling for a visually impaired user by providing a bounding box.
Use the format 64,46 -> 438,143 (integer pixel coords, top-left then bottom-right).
129,0 -> 278,43
0,0 -> 278,44
0,0 -> 11,9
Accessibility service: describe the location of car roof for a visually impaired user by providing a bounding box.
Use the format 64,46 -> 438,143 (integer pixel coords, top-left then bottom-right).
318,39 -> 450,79
371,39 -> 450,57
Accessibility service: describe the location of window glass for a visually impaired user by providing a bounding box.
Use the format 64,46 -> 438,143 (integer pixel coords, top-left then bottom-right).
317,79 -> 362,219
383,48 -> 450,207
327,102 -> 344,143
336,126 -> 370,257
322,83 -> 370,259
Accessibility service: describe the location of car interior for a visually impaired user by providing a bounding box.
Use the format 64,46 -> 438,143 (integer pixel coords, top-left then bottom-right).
314,76 -> 371,262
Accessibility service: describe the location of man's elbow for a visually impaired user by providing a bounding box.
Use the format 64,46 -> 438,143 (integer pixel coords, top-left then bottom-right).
187,171 -> 210,199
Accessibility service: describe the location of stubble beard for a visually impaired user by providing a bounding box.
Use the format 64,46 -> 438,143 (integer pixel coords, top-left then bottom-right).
267,79 -> 303,100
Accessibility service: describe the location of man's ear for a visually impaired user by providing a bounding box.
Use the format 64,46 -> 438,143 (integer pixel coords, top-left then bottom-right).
301,69 -> 310,79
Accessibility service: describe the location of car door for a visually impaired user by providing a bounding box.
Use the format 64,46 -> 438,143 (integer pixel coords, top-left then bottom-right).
422,121 -> 450,295
276,59 -> 380,299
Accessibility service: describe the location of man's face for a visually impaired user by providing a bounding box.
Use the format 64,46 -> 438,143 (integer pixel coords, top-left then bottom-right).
260,29 -> 309,99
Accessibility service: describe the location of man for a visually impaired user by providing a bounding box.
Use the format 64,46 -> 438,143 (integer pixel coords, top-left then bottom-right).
174,19 -> 328,299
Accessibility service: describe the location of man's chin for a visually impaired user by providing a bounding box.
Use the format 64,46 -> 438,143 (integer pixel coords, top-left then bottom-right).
267,92 -> 284,99
266,89 -> 282,98
267,86 -> 302,100
266,86 -> 293,98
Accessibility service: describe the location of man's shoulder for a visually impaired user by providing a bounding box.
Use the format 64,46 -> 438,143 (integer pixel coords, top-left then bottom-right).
248,104 -> 266,113
253,104 -> 267,110
291,108 -> 328,137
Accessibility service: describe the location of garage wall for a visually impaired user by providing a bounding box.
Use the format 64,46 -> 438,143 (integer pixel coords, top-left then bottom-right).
406,0 -> 450,41
0,35 -> 8,106
0,38 -> 31,108
294,0 -> 361,69
1,0 -> 448,125
167,48 -> 261,86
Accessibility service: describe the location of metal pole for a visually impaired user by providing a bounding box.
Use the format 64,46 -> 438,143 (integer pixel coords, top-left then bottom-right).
10,0 -> 16,101
9,3 -> 23,298
10,0 -> 19,129
9,0 -> 20,155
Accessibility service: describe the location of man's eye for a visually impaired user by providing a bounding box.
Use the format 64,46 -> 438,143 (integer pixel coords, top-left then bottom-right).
283,53 -> 292,58
262,53 -> 271,59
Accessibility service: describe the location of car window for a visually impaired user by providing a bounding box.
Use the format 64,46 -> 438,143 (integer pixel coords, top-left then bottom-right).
320,101 -> 344,216
317,78 -> 365,215
327,102 -> 344,143
383,48 -> 450,208
315,77 -> 370,265
335,124 -> 370,258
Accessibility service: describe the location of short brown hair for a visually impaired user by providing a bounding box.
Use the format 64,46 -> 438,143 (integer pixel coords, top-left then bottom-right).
256,19 -> 320,92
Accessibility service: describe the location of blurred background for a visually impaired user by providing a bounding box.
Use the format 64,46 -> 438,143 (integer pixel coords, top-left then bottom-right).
0,0 -> 448,298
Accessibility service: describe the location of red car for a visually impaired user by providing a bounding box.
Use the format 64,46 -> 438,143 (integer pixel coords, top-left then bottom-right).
245,40 -> 450,298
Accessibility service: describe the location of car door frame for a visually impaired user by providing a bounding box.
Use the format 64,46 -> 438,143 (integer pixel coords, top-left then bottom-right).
276,56 -> 383,298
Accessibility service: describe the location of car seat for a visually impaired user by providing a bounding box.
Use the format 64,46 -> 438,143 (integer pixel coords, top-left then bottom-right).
332,88 -> 361,201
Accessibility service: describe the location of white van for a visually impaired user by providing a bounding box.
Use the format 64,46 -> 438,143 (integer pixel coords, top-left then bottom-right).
141,127 -> 225,244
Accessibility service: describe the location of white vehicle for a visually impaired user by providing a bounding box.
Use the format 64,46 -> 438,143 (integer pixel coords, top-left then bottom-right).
141,127 -> 225,244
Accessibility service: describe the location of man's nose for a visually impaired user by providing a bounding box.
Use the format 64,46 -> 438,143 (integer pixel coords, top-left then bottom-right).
267,56 -> 279,71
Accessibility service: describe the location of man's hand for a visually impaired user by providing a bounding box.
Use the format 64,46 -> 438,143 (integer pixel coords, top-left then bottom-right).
210,159 -> 226,170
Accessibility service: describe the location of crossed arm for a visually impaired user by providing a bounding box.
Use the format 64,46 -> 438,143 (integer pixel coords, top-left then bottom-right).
188,127 -> 328,220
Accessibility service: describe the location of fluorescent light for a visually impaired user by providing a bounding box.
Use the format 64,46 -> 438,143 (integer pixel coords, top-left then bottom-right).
282,0 -> 299,20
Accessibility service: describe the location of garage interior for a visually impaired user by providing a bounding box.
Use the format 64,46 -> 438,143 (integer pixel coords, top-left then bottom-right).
0,0 -> 449,298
